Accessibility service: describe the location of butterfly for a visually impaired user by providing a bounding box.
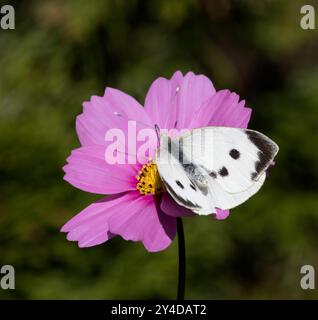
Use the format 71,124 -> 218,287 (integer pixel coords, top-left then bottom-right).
156,127 -> 279,215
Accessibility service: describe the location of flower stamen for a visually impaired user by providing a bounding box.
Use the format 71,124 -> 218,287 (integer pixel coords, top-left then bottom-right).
136,161 -> 165,195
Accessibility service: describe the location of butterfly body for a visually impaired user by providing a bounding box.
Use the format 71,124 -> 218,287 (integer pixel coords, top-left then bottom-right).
156,127 -> 279,215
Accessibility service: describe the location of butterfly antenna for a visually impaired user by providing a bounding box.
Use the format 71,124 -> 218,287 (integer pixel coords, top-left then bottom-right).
155,124 -> 160,143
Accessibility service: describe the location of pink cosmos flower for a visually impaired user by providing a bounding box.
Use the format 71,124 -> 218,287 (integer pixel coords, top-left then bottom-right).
61,71 -> 252,252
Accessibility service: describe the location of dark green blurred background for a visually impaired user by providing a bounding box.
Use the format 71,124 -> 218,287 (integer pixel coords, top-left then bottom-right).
1,0 -> 318,299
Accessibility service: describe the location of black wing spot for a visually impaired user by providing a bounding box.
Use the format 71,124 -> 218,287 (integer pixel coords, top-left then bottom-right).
209,171 -> 217,178
190,184 -> 196,191
229,149 -> 240,159
162,178 -> 201,209
219,167 -> 229,177
176,180 -> 184,189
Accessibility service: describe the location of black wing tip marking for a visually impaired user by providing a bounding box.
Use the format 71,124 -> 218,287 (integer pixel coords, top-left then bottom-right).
246,130 -> 278,180
251,172 -> 258,180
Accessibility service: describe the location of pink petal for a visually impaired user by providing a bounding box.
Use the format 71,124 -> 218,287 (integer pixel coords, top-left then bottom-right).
61,193 -> 128,248
160,193 -> 195,217
108,194 -> 176,252
76,88 -> 154,147
63,145 -> 138,194
190,89 -> 252,129
215,208 -> 230,220
76,98 -> 129,147
175,71 -> 216,129
104,87 -> 154,126
144,71 -> 183,130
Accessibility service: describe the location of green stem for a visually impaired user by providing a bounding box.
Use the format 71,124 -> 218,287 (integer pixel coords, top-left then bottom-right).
176,217 -> 186,300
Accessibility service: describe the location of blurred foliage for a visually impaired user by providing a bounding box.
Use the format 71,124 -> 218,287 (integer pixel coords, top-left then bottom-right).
1,0 -> 318,299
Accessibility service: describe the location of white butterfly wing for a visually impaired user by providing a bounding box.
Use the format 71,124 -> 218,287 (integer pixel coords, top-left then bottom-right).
180,127 -> 278,193
206,172 -> 266,210
156,142 -> 216,215
156,127 -> 278,215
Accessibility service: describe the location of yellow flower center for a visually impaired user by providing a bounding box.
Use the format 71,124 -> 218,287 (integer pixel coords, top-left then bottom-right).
136,161 -> 165,195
